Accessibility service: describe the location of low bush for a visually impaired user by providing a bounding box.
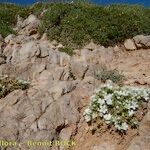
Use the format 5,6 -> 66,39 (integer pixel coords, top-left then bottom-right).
58,46 -> 74,56
84,81 -> 150,133
0,3 -> 29,37
94,66 -> 124,84
0,75 -> 30,98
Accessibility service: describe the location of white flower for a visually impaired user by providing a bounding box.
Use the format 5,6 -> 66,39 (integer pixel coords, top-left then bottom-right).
130,101 -> 138,110
85,115 -> 92,122
99,112 -> 103,117
128,110 -> 134,116
125,101 -> 138,110
121,122 -> 128,130
84,82 -> 150,132
84,108 -> 92,115
106,98 -> 112,105
90,95 -> 95,101
104,94 -> 112,105
115,122 -> 128,131
99,105 -> 108,114
98,98 -> 105,106
104,114 -> 112,124
115,124 -> 121,130
106,80 -> 114,88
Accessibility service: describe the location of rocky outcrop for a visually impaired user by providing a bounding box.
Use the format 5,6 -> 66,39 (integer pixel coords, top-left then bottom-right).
133,35 -> 150,49
124,35 -> 150,50
16,14 -> 40,36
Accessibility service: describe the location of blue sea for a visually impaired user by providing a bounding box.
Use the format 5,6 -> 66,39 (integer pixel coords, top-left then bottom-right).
0,0 -> 150,7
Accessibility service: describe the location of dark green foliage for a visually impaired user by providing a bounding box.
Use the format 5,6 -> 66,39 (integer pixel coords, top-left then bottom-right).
0,21 -> 16,37
0,3 -> 29,37
39,3 -> 150,47
0,3 -> 29,25
0,2 -> 150,47
58,46 -> 74,56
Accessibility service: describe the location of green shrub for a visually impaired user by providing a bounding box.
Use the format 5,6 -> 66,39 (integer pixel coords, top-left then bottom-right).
0,75 -> 30,98
84,81 -> 150,133
39,3 -> 150,47
0,21 -> 16,37
58,46 -> 74,56
0,3 -> 150,47
0,3 -> 29,25
0,3 -> 29,37
94,66 -> 124,84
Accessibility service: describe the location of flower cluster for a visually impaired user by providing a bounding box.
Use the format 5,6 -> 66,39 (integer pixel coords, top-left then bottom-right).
0,75 -> 30,98
84,81 -> 150,132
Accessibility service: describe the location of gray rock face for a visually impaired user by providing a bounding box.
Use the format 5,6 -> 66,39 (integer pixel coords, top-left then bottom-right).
18,14 -> 40,35
11,41 -> 40,64
70,59 -> 89,80
133,35 -> 150,48
124,39 -> 137,50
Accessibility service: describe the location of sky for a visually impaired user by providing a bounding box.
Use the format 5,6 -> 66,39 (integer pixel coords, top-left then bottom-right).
0,0 -> 150,7
93,0 -> 150,6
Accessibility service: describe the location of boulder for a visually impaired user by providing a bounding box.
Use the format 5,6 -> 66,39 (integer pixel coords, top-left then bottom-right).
83,41 -> 100,50
3,42 -> 20,63
133,35 -> 150,49
38,42 -> 50,58
59,52 -> 71,67
70,60 -> 89,80
59,94 -> 80,124
49,81 -> 77,99
48,50 -> 60,64
19,14 -> 40,36
124,39 -> 136,50
11,41 -> 40,64
52,67 -> 64,80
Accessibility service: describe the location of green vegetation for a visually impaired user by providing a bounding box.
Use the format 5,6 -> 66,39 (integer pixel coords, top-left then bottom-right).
0,3 -> 29,37
84,81 -> 150,133
0,2 -> 150,48
39,3 -> 150,47
0,75 -> 30,98
58,46 -> 74,56
94,66 -> 124,84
